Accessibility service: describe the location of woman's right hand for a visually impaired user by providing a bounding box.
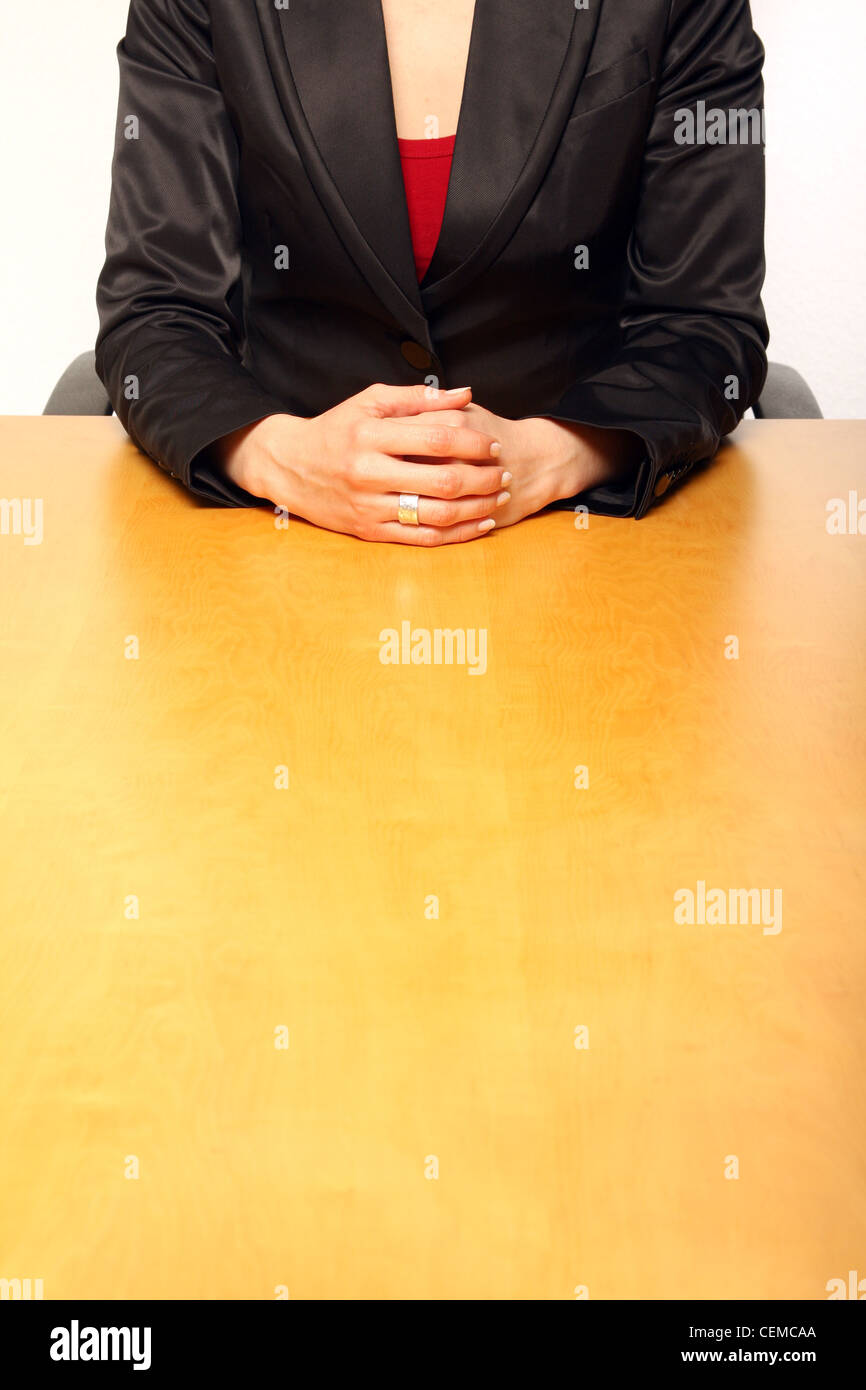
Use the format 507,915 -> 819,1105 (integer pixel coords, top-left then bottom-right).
212,383 -> 512,544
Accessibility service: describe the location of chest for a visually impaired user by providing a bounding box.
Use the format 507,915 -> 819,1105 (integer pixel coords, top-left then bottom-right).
379,0 -> 477,138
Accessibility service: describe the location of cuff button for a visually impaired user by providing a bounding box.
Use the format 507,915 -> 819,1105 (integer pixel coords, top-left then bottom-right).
653,472 -> 672,498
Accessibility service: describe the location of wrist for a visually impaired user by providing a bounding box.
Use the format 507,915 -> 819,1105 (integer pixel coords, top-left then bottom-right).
529,418 -> 642,502
214,413 -> 307,500
517,417 -> 585,505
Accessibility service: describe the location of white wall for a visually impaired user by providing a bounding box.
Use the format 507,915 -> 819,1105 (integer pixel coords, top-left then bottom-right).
2,1 -> 129,417
1,0 -> 863,418
758,0 -> 866,417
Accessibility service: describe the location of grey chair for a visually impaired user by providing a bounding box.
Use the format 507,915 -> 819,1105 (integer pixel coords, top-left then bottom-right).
44,351 -> 113,416
751,362 -> 822,419
43,350 -> 823,420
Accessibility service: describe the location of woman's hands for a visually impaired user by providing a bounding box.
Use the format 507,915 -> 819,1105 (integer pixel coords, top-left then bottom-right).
212,383 -> 642,543
212,383 -> 511,545
418,402 -> 643,528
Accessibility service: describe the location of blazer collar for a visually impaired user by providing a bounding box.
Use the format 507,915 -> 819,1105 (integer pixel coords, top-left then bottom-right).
259,0 -> 603,326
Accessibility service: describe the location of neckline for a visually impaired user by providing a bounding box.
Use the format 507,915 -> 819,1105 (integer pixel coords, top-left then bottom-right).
396,133 -> 457,156
380,0 -> 480,162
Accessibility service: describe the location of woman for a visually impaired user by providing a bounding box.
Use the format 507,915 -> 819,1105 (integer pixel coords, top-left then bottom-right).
95,0 -> 768,545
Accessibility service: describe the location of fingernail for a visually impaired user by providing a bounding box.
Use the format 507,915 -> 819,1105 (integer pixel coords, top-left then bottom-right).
478,519 -> 496,532
446,386 -> 471,393
490,442 -> 502,457
501,470 -> 513,485
496,491 -> 511,507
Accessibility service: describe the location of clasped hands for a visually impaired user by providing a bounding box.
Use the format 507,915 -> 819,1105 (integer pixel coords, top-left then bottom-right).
214,383 -> 639,544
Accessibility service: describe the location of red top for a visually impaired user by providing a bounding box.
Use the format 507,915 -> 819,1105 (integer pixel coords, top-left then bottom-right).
396,133 -> 456,282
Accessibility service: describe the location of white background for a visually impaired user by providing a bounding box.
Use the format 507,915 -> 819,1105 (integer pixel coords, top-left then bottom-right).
1,0 -> 863,417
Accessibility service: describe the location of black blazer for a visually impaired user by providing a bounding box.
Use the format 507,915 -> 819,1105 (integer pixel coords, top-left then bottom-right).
95,0 -> 769,519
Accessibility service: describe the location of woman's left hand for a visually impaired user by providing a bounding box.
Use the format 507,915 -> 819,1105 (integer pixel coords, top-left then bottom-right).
402,400 -> 642,528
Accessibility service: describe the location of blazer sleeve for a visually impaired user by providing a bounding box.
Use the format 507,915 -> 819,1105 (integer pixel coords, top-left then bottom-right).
540,0 -> 770,520
94,0 -> 286,503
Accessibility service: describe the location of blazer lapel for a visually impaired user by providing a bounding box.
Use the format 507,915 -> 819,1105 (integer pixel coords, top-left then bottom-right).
263,0 -> 425,323
258,0 -> 604,325
422,0 -> 603,300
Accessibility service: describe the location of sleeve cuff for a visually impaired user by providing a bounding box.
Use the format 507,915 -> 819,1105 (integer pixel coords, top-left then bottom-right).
547,456 -> 649,519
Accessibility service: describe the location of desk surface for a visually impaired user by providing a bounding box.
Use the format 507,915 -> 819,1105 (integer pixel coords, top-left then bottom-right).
1,416 -> 864,1300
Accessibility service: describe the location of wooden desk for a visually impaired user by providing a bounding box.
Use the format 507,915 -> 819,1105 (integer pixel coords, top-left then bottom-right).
0,417 -> 864,1301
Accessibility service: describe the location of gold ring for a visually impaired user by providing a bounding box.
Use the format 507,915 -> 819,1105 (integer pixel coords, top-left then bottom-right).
397,493 -> 420,526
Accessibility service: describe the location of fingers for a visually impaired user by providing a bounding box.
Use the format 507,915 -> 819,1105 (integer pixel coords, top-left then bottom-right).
372,517 -> 498,546
390,490 -> 511,528
362,419 -> 500,465
355,454 -> 509,499
363,382 -> 473,416
394,458 -> 509,498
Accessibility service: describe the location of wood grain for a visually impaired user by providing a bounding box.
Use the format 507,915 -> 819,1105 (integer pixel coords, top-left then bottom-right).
0,416 -> 864,1300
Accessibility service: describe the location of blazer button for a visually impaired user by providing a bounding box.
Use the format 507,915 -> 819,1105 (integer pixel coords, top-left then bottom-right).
653,472 -> 672,498
401,340 -> 434,370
